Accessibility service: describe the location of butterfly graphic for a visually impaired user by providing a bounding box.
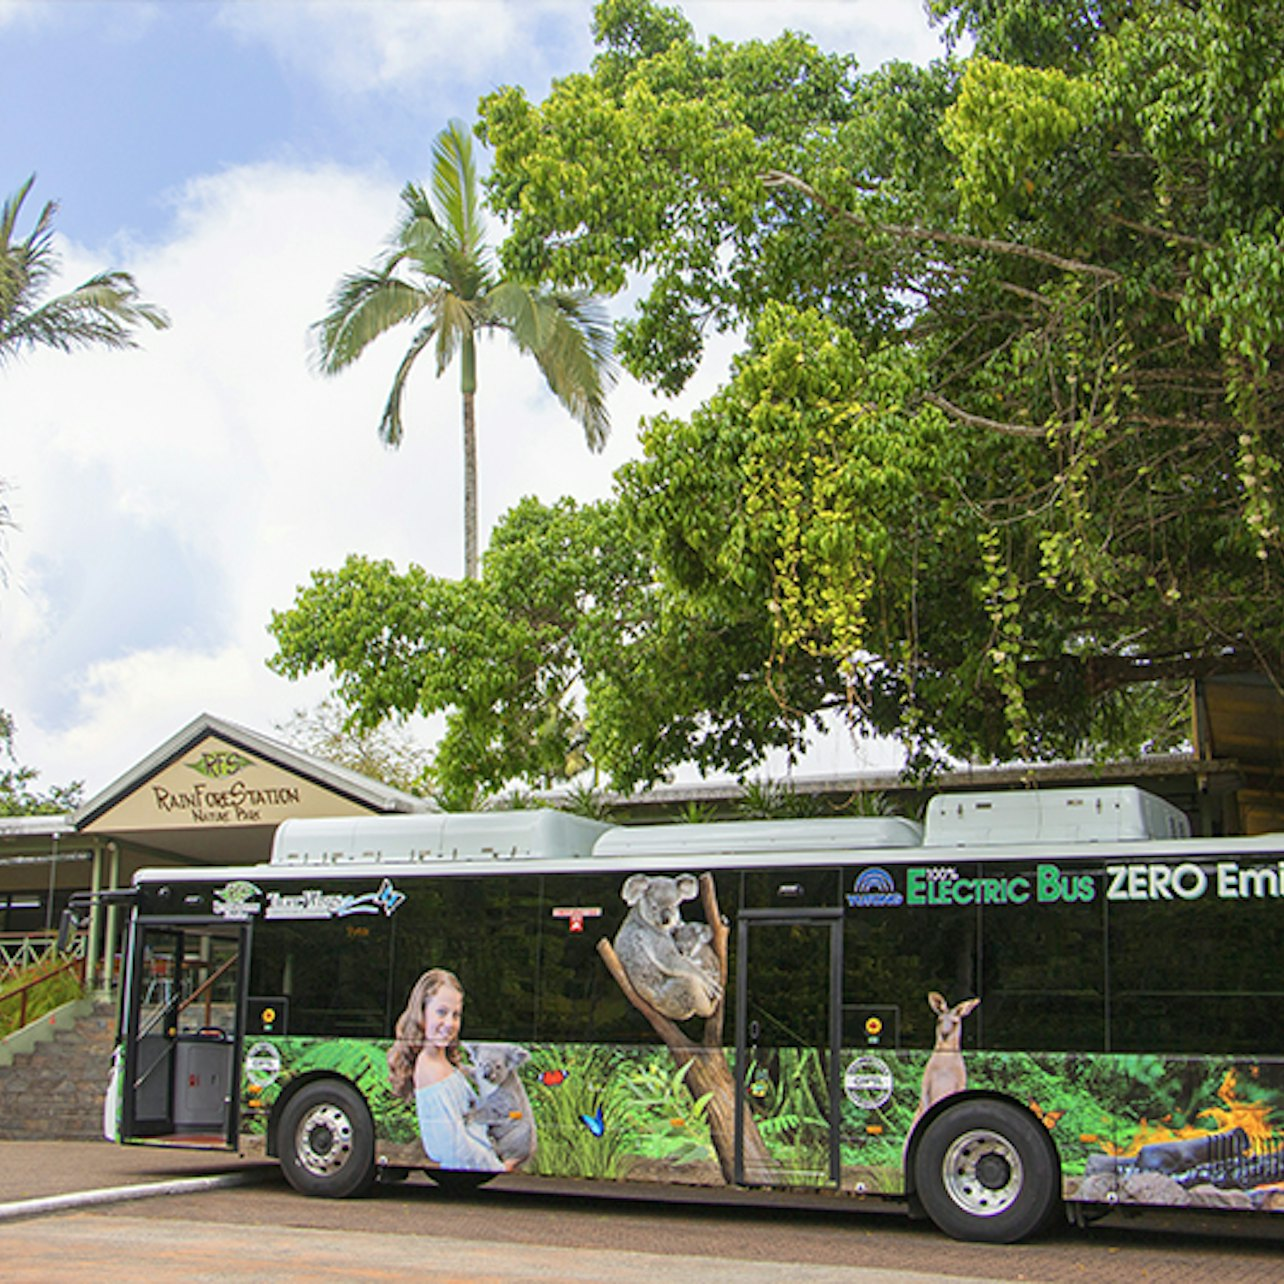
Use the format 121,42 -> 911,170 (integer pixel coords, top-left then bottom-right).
580,1106 -> 606,1138
1029,1100 -> 1065,1131
538,1069 -> 570,1087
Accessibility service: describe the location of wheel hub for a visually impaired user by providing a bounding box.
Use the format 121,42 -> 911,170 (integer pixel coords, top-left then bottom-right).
975,1151 -> 1012,1189
296,1103 -> 353,1177
941,1128 -> 1024,1217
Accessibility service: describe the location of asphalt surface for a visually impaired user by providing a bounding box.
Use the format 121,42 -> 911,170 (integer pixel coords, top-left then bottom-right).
2,1142 -> 1282,1283
0,1142 -> 988,1282
0,1139 -> 271,1209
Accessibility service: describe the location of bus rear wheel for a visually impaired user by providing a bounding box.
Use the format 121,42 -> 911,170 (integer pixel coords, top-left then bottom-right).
279,1080 -> 376,1199
913,1099 -> 1060,1243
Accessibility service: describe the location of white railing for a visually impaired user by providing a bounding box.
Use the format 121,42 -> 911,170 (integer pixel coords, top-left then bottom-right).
0,931 -> 86,982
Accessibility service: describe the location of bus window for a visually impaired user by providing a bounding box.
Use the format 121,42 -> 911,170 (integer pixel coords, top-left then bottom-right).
844,871 -> 977,1051
977,864 -> 1106,1052
250,915 -> 393,1037
390,874 -> 541,1043
535,871 -> 640,1043
1107,857 -> 1284,1054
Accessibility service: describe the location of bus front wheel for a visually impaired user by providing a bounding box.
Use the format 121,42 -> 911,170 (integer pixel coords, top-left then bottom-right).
279,1080 -> 376,1199
913,1099 -> 1060,1243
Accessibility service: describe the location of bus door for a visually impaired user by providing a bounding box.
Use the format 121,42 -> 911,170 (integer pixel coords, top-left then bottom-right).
734,909 -> 843,1187
121,920 -> 247,1147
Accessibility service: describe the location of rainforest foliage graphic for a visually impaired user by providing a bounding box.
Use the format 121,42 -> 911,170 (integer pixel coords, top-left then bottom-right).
242,1036 -> 1282,1200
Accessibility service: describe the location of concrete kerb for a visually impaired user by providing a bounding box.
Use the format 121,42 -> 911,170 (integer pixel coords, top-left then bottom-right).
0,1167 -> 276,1224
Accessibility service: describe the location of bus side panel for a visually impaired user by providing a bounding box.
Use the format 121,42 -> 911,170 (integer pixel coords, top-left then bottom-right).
840,850 -> 1284,1214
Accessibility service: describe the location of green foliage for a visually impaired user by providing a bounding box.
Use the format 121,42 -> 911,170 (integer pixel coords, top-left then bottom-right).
557,784 -> 616,822
479,11 -> 868,390
0,958 -> 83,1038
736,779 -> 821,821
0,717 -> 82,816
943,58 -> 1098,231
275,0 -> 1284,790
745,1048 -> 831,1182
268,498 -> 655,801
0,765 -> 82,817
522,1043 -> 715,1178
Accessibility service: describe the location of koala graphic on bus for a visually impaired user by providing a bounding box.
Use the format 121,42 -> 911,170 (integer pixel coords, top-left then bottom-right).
612,873 -> 722,1021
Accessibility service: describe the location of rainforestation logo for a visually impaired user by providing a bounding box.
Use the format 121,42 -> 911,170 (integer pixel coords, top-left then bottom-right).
187,751 -> 253,779
846,867 -> 905,908
213,880 -> 263,919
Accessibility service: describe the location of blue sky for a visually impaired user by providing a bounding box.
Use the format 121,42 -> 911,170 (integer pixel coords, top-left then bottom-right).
1,2 -> 598,247
1,1 -> 950,795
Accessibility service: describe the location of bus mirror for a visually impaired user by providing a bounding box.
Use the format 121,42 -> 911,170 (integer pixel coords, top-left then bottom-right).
55,905 -> 82,953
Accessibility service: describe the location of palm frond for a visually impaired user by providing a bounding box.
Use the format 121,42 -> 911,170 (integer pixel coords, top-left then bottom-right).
431,119 -> 486,257
379,320 -> 438,447
395,182 -> 450,267
489,281 -> 617,450
0,176 -> 40,248
0,270 -> 169,366
311,265 -> 431,373
433,292 -> 479,384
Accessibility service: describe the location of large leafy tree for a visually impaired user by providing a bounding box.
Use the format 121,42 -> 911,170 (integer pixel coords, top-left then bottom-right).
312,120 -> 616,580
270,498 -> 651,806
272,0 -> 1282,794
477,0 -> 1284,756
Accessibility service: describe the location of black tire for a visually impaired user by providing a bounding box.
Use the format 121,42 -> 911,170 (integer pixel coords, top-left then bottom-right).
912,1099 -> 1060,1243
279,1079 -> 376,1199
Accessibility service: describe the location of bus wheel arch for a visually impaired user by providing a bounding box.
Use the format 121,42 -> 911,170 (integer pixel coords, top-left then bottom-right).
908,1094 -> 1062,1243
275,1075 -> 377,1199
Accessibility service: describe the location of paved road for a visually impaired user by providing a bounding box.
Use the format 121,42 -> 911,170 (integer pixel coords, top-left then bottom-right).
1,1143 -> 1282,1282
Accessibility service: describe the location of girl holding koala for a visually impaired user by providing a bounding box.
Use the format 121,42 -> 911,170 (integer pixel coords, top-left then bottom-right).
387,968 -> 506,1172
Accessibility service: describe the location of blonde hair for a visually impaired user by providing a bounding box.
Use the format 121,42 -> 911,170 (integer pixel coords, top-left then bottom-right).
387,968 -> 463,1099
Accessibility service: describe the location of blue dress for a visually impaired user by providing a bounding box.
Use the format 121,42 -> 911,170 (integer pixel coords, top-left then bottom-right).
414,1070 -> 504,1171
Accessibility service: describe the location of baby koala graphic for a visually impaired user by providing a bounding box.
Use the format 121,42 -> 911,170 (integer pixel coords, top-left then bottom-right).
463,1042 -> 537,1167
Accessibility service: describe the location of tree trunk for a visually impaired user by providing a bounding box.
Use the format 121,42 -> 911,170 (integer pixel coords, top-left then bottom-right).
596,873 -> 778,1185
462,387 -> 478,581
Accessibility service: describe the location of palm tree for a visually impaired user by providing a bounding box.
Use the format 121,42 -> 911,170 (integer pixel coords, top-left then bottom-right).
0,175 -> 169,367
312,120 -> 616,580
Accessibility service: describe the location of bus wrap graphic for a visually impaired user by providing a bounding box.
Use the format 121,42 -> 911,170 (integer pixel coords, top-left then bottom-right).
846,867 -> 904,908
212,877 -> 406,920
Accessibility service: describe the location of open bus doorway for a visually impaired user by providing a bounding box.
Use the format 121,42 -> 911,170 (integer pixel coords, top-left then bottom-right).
119,919 -> 246,1148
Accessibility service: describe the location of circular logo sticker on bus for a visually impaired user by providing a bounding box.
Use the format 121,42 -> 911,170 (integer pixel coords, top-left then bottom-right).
844,1055 -> 894,1109
245,1041 -> 282,1088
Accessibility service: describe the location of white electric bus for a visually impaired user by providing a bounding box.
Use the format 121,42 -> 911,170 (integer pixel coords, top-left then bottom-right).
90,786 -> 1284,1242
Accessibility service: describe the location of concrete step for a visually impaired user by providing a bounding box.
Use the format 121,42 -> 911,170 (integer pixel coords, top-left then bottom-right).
0,1000 -> 117,1140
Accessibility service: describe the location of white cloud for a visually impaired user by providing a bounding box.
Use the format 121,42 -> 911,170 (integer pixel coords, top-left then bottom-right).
214,0 -> 591,98
682,0 -> 950,65
212,0 -> 949,109
1,0 -> 956,797
0,157 -> 736,794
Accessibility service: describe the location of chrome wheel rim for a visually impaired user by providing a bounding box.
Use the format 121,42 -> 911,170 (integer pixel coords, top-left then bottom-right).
294,1102 -> 354,1178
940,1128 -> 1024,1217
